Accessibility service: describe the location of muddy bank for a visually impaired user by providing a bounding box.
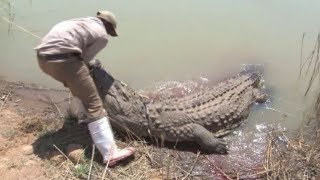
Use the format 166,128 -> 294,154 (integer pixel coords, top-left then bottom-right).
0,78 -> 277,179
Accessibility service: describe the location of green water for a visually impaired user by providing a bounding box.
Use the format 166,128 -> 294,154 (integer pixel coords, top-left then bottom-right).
1,0 -> 320,128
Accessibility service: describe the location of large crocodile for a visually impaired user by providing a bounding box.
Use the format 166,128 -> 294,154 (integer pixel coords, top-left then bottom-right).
89,60 -> 267,154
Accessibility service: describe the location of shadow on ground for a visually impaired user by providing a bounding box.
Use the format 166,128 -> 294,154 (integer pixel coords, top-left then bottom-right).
31,116 -> 105,163
32,114 -> 210,163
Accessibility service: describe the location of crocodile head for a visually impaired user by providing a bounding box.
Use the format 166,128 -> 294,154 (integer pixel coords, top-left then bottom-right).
89,60 -> 149,136
246,72 -> 267,104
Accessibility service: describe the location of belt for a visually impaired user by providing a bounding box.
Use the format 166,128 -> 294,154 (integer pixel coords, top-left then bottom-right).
38,52 -> 80,61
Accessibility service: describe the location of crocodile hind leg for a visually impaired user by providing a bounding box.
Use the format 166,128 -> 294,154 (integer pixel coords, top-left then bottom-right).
190,123 -> 228,154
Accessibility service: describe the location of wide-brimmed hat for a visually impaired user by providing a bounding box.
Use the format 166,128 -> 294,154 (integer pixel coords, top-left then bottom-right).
97,10 -> 118,36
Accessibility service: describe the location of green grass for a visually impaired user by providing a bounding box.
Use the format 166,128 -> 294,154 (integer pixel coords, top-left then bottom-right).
73,164 -> 90,179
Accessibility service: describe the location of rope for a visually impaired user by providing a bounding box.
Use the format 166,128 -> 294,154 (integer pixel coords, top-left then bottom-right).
0,16 -> 41,40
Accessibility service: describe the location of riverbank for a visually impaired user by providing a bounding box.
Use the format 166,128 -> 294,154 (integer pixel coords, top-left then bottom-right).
0,78 -> 319,179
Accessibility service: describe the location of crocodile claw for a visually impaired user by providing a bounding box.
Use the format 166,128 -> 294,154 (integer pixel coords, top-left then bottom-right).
212,138 -> 228,154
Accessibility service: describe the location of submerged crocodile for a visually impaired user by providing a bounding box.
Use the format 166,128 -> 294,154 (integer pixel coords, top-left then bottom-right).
89,60 -> 267,154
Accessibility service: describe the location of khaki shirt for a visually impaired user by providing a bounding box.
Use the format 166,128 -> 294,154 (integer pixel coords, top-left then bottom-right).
35,17 -> 108,63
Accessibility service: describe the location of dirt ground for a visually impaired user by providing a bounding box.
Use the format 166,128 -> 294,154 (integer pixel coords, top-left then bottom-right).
0,79 -> 71,179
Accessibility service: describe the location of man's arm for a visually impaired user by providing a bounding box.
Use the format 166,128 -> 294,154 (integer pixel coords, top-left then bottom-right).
82,37 -> 108,63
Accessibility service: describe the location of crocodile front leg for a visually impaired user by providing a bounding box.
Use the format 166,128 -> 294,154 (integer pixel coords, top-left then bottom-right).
191,123 -> 228,154
149,111 -> 228,154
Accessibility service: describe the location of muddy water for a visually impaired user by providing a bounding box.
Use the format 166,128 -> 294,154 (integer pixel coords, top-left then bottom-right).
1,0 -> 320,178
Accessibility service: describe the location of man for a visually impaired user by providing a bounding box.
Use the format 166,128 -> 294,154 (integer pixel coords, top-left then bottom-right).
35,11 -> 135,166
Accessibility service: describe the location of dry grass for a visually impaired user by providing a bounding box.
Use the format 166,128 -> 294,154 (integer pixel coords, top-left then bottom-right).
263,119 -> 320,179
260,33 -> 320,180
50,140 -> 191,180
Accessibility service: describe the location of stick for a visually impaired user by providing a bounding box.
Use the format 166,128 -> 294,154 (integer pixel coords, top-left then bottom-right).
101,159 -> 109,180
181,151 -> 200,180
299,32 -> 306,76
53,144 -> 73,164
175,166 -> 196,178
49,97 -> 64,119
87,145 -> 95,180
101,144 -> 116,180
204,155 -> 233,180
0,90 -> 11,112
166,149 -> 172,180
68,91 -> 71,107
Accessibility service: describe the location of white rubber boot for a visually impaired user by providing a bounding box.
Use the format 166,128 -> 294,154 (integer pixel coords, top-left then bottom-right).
88,117 -> 117,159
88,117 -> 135,166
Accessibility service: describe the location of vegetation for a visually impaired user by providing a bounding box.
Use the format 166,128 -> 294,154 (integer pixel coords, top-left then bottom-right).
264,34 -> 320,179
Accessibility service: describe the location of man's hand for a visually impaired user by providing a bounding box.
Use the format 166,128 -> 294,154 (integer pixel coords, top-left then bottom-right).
88,59 -> 102,71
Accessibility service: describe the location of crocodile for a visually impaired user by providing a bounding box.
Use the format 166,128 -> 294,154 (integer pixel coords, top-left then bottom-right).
89,60 -> 267,154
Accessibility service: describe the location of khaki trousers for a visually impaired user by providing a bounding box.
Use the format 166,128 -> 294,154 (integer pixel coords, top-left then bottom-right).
37,56 -> 105,121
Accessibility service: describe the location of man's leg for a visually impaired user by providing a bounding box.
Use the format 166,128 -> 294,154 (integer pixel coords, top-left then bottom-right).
37,57 -> 135,166
38,57 -> 105,120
